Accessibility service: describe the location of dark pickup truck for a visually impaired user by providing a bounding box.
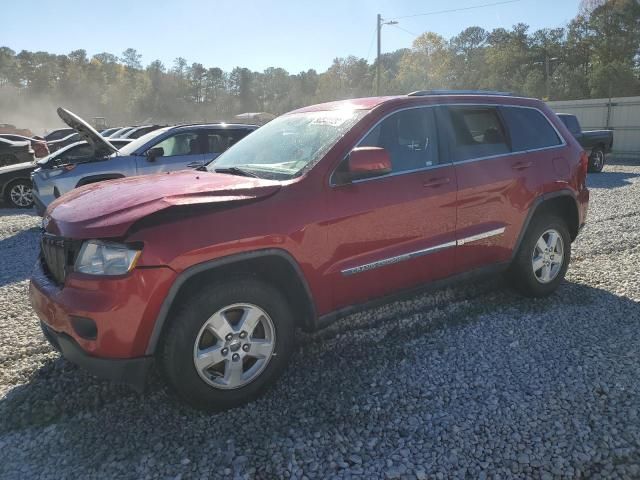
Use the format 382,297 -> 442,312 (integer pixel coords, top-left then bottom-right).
557,113 -> 613,173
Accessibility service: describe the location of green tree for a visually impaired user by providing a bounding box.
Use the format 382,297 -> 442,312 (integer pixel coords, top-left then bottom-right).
394,33 -> 452,92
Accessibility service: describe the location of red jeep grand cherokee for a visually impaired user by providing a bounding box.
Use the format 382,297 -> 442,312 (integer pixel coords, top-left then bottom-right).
30,91 -> 589,410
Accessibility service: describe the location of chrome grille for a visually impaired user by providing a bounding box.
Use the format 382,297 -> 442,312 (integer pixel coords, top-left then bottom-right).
41,234 -> 70,285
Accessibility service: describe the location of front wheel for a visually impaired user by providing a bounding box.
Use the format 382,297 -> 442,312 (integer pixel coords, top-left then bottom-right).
588,147 -> 605,173
5,179 -> 34,208
160,278 -> 295,411
508,214 -> 571,297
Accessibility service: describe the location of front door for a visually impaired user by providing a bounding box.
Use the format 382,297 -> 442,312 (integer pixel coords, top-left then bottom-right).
136,130 -> 204,174
325,106 -> 458,310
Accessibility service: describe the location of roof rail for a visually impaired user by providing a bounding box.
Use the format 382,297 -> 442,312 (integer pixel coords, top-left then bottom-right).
407,89 -> 513,97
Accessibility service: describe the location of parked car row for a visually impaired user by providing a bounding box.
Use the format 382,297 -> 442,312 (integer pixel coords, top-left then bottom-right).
0,108 -> 257,209
0,137 -> 35,167
0,134 -> 49,158
29,91 -> 590,411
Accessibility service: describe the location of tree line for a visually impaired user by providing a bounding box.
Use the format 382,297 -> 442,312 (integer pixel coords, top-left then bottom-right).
0,0 -> 638,129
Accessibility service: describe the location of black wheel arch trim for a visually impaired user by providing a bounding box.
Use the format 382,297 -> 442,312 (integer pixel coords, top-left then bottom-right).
511,189 -> 580,259
145,248 -> 317,355
76,173 -> 125,188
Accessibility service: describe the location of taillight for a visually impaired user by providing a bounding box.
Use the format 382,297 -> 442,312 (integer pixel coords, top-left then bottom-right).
580,151 -> 588,172
579,151 -> 589,186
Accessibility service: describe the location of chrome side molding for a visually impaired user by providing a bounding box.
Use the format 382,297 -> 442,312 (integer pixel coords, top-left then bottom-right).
341,227 -> 506,276
457,227 -> 505,245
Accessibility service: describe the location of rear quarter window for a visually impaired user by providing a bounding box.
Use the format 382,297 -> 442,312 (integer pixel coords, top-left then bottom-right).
502,107 -> 562,151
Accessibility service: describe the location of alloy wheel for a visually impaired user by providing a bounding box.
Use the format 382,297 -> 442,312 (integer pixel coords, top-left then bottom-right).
531,228 -> 564,284
592,150 -> 604,170
193,303 -> 276,389
9,183 -> 33,207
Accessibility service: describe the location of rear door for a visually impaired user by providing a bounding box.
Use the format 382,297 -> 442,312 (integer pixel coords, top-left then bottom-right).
439,105 -> 524,273
325,106 -> 458,309
442,104 -> 564,274
135,129 -> 204,174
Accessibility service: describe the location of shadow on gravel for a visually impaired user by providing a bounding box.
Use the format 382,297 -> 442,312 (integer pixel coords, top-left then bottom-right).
0,227 -> 40,287
1,279 -> 638,434
587,170 -> 640,189
0,203 -> 38,215
608,157 -> 640,166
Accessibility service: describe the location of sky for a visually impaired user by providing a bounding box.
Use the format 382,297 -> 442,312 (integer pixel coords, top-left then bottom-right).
1,0 -> 581,73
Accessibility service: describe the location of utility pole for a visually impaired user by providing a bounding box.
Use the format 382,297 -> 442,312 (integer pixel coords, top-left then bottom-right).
377,14 -> 381,96
376,14 -> 398,96
545,55 -> 550,99
538,54 -> 558,100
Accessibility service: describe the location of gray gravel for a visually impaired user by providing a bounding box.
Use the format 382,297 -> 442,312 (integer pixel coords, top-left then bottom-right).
1,163 -> 640,479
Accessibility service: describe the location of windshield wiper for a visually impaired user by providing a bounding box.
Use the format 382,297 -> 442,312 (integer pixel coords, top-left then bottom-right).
214,166 -> 258,178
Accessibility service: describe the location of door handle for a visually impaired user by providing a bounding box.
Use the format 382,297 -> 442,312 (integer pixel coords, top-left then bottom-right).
423,177 -> 450,188
512,161 -> 533,171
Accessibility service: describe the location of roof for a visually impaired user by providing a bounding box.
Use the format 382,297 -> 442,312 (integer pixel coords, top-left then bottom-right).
291,96 -> 400,114
170,123 -> 259,130
290,92 -> 540,115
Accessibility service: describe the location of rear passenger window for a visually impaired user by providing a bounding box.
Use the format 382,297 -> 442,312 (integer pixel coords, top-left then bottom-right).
203,130 -> 252,154
502,107 -> 561,151
206,134 -> 227,153
359,107 -> 439,172
443,107 -> 509,162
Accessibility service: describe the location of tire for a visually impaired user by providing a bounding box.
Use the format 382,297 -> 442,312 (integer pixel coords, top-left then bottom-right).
588,147 -> 605,173
4,179 -> 34,208
160,277 -> 295,411
508,214 -> 571,297
0,154 -> 17,168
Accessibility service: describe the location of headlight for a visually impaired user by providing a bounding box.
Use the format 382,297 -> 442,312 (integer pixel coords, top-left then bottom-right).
74,240 -> 141,276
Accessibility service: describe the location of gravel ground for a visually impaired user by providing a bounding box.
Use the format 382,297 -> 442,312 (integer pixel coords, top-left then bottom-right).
0,163 -> 639,479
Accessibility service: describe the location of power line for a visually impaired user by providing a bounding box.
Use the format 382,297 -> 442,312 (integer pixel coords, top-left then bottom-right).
389,0 -> 524,20
390,24 -> 419,38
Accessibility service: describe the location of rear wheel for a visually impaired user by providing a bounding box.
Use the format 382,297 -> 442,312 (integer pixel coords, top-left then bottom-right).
160,278 -> 295,411
508,214 -> 571,297
4,179 -> 34,208
588,147 -> 605,173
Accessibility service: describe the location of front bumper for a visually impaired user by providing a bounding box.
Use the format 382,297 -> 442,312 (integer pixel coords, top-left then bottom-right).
32,193 -> 46,216
29,259 -> 176,358
39,321 -> 152,391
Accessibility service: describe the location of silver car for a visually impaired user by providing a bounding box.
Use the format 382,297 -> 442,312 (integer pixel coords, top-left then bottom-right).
32,108 -> 258,215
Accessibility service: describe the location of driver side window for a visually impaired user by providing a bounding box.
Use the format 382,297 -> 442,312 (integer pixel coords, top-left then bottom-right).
359,107 -> 439,172
151,132 -> 199,157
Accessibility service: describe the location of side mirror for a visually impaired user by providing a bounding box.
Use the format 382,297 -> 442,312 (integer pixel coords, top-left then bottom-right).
146,147 -> 164,162
347,147 -> 391,181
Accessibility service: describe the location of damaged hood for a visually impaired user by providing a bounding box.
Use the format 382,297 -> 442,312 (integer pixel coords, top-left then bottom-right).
57,107 -> 117,157
45,170 -> 282,238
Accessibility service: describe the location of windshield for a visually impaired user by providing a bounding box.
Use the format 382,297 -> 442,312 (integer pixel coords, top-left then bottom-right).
208,109 -> 368,179
37,141 -> 93,167
117,127 -> 172,156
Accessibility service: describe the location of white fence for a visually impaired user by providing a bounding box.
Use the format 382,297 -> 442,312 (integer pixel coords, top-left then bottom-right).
548,96 -> 640,158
